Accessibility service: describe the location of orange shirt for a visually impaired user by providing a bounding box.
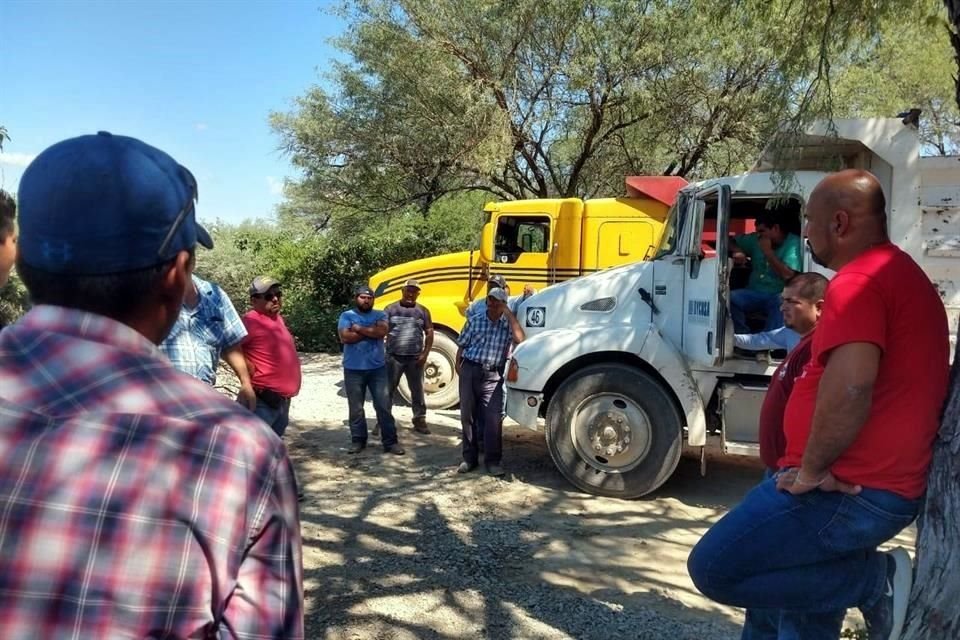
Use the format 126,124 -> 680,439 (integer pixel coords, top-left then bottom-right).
781,243 -> 949,498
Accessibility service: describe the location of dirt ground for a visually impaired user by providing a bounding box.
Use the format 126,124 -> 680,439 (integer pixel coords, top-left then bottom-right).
283,354 -> 915,640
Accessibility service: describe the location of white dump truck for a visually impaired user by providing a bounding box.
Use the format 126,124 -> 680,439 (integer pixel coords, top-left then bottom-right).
504,117 -> 960,499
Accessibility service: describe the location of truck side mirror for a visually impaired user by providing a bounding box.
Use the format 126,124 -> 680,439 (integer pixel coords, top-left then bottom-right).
480,221 -> 495,263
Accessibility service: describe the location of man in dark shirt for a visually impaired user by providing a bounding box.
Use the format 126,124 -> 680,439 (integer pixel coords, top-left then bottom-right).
384,279 -> 434,434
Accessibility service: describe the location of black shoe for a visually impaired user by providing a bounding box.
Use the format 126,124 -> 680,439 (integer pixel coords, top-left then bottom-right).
384,443 -> 405,455
457,461 -> 477,474
412,418 -> 431,434
861,547 -> 912,640
347,442 -> 366,454
486,464 -> 505,477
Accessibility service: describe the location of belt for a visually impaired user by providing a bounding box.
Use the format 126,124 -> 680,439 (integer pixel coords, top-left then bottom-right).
464,359 -> 502,372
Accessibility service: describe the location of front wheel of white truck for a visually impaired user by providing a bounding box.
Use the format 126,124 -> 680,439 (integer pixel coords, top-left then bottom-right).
545,364 -> 683,499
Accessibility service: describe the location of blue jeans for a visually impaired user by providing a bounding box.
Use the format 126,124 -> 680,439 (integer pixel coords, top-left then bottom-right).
731,289 -> 783,333
688,475 -> 919,640
254,397 -> 290,438
344,366 -> 398,448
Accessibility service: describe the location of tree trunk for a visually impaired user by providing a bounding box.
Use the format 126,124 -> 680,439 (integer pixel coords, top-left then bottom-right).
901,324 -> 960,639
901,5 -> 960,638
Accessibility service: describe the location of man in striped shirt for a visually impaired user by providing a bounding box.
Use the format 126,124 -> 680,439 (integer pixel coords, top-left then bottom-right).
455,287 -> 525,477
0,132 -> 303,638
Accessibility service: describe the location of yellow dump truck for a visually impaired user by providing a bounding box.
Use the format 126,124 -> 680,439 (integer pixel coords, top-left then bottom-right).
369,177 -> 686,408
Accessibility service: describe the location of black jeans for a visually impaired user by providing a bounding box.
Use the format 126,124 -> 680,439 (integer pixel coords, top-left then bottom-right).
387,354 -> 426,420
458,360 -> 504,465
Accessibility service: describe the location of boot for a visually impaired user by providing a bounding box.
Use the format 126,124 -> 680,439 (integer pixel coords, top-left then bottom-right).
412,417 -> 431,434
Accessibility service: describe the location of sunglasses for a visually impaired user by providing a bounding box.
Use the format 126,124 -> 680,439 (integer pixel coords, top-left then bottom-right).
157,166 -> 199,258
253,290 -> 282,301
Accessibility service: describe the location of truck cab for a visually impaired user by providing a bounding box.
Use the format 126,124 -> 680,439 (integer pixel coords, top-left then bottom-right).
368,179 -> 682,408
505,117 -> 960,499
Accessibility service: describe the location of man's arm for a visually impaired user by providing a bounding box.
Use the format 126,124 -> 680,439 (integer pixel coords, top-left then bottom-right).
734,327 -> 798,351
759,236 -> 797,281
353,319 -> 388,339
222,344 -> 257,410
780,342 -> 880,494
222,456 -> 304,638
504,309 -> 525,344
338,327 -> 363,344
419,309 -> 435,367
455,346 -> 464,374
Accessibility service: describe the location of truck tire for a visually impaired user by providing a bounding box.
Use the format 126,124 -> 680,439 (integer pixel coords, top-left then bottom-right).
397,330 -> 461,410
545,363 -> 682,499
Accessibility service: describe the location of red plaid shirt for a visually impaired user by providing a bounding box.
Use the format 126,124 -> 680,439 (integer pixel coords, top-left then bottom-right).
0,306 -> 303,638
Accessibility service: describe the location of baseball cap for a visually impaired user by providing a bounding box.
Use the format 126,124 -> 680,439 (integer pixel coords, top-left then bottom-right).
404,279 -> 421,289
17,132 -> 212,275
355,284 -> 375,297
250,276 -> 281,295
488,274 -> 507,288
487,287 -> 509,303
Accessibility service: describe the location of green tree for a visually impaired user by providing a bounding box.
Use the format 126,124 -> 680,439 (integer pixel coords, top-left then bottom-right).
275,0 -> 897,225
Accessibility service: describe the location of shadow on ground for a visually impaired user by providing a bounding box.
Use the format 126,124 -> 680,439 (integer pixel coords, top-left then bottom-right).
288,411 -> 750,640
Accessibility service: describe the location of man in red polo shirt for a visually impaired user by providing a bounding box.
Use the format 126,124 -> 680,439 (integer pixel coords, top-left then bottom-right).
242,276 -> 302,438
689,170 -> 949,640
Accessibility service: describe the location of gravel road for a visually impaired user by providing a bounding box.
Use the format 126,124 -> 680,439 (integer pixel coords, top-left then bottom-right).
257,354 -> 914,640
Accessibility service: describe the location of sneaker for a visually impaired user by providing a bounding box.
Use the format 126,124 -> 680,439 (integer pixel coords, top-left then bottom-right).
861,547 -> 913,640
457,461 -> 477,474
412,418 -> 431,434
384,443 -> 405,455
347,442 -> 366,454
486,464 -> 505,477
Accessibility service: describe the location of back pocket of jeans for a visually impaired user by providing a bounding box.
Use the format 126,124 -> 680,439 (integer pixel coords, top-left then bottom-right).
818,495 -> 916,553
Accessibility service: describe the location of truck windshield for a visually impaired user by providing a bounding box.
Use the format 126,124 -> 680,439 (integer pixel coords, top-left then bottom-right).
653,197 -> 685,260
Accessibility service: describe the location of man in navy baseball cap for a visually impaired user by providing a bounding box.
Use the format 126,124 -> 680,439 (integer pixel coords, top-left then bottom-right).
15,132 -> 213,344
2,134 -> 305,638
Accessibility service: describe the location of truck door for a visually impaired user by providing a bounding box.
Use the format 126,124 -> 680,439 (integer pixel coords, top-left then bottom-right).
491,214 -> 553,290
681,185 -> 730,367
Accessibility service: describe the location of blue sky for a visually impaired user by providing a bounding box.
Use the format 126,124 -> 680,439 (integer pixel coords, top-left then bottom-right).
0,0 -> 344,225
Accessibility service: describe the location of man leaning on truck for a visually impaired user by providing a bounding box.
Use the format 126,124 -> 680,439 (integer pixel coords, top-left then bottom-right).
688,170 -> 950,640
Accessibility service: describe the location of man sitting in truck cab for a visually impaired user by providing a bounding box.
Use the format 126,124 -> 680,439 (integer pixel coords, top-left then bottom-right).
729,210 -> 803,333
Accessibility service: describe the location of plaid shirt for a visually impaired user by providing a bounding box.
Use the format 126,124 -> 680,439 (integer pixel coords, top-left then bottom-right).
159,274 -> 247,384
458,310 -> 514,369
0,306 -> 303,639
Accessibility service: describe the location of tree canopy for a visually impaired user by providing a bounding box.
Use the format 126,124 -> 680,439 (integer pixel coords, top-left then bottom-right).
272,0 -> 949,227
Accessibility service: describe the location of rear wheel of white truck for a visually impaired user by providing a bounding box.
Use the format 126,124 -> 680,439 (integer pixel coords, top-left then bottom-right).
397,330 -> 461,410
545,363 -> 683,499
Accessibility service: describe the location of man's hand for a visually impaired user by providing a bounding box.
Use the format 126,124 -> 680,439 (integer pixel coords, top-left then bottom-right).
416,351 -> 429,368
775,468 -> 861,496
758,235 -> 774,256
236,382 -> 257,411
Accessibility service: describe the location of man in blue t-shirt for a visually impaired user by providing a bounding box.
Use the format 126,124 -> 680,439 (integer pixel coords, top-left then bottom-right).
730,210 -> 803,333
337,285 -> 404,455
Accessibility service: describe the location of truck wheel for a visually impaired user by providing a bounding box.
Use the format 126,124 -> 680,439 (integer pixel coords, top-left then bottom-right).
397,330 -> 461,410
545,364 -> 682,499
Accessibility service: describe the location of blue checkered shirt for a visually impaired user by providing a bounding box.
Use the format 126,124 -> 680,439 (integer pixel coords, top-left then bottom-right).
458,310 -> 513,370
159,275 -> 247,384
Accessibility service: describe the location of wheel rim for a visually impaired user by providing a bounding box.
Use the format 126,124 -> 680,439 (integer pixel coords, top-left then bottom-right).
422,350 -> 455,395
569,392 -> 652,474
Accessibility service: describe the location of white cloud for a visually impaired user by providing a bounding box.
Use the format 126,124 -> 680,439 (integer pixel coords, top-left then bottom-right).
194,123 -> 209,132
0,152 -> 36,168
266,176 -> 285,196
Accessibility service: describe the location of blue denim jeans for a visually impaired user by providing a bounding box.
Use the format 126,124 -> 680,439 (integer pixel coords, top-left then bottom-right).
344,366 -> 398,448
688,474 -> 919,640
254,397 -> 290,438
731,288 -> 784,333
